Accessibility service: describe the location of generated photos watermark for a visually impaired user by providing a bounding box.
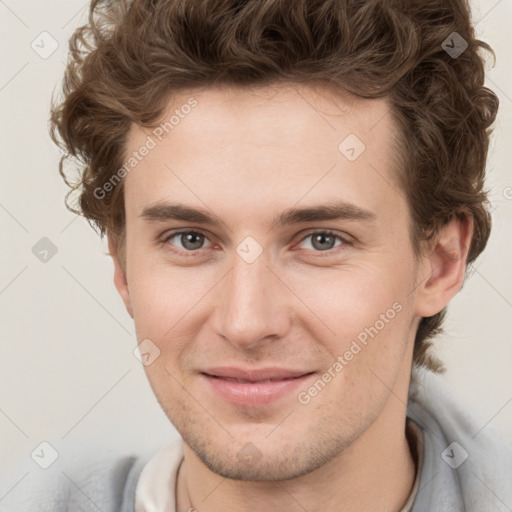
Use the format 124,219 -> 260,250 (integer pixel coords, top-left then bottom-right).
297,301 -> 403,405
94,97 -> 198,200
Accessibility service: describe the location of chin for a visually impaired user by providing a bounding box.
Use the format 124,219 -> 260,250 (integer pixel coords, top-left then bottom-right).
184,433 -> 347,482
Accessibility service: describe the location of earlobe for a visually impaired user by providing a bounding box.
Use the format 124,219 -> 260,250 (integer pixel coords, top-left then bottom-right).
414,214 -> 473,318
107,234 -> 134,319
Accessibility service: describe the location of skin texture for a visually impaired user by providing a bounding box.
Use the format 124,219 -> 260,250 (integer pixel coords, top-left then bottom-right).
108,83 -> 472,512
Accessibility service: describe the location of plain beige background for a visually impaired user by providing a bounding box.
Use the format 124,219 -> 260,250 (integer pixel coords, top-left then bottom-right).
1,0 -> 511,501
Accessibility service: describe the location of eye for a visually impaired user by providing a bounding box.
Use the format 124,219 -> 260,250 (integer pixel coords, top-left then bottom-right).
297,230 -> 348,252
162,230 -> 214,252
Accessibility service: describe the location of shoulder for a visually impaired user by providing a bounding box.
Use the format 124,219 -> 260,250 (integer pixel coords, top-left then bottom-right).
0,451 -> 151,512
408,368 -> 512,512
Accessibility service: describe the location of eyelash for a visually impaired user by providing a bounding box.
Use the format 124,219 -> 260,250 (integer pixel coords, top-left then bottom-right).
159,229 -> 352,258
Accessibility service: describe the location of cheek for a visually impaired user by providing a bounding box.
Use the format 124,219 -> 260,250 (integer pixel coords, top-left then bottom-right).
290,256 -> 416,388
291,260 -> 412,337
127,257 -> 214,349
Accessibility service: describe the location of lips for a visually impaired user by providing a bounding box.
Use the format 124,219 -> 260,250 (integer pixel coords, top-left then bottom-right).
200,367 -> 315,406
203,366 -> 311,382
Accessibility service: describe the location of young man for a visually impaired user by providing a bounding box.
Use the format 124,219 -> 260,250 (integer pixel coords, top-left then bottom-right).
42,0 -> 510,510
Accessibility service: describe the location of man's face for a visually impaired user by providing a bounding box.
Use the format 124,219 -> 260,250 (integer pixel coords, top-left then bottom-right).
117,83 -> 424,480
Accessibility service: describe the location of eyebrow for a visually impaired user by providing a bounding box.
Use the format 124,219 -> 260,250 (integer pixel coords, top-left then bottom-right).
140,200 -> 377,229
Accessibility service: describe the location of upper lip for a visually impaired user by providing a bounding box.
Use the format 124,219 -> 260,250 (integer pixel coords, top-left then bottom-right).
202,367 -> 313,382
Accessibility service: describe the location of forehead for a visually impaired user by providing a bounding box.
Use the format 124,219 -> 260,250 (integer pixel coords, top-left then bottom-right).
128,82 -> 393,156
122,83 -> 404,227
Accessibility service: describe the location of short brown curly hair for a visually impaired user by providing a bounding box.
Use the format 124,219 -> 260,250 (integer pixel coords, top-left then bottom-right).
49,0 -> 499,372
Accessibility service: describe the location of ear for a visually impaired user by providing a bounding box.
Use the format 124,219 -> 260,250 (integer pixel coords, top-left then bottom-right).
107,233 -> 134,319
414,213 -> 474,318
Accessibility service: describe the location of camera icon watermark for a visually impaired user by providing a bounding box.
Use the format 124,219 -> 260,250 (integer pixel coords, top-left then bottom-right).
237,442 -> 263,464
31,441 -> 59,469
32,237 -> 58,263
442,32 -> 468,59
441,441 -> 468,469
31,31 -> 59,59
338,134 -> 366,162
236,236 -> 263,264
133,338 -> 161,366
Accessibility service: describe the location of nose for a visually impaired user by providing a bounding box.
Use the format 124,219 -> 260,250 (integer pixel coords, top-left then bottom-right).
211,250 -> 292,351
